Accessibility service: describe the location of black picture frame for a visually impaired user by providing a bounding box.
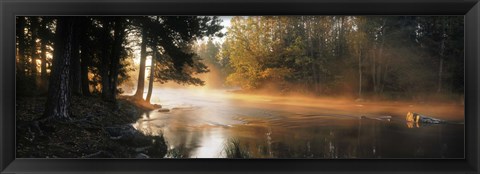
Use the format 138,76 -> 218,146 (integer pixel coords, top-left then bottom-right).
1,0 -> 479,173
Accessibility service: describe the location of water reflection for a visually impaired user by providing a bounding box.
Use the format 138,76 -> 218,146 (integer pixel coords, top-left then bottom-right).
132,88 -> 464,158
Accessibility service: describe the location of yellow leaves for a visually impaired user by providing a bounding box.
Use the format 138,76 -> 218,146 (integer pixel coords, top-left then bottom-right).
223,16 -> 306,90
406,112 -> 416,122
226,71 -> 259,90
260,67 -> 292,80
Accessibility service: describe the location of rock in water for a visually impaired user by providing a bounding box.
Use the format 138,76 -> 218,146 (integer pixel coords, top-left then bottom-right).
406,112 -> 444,124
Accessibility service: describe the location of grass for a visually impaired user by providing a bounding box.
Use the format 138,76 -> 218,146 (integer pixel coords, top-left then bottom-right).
166,146 -> 190,158
223,138 -> 250,158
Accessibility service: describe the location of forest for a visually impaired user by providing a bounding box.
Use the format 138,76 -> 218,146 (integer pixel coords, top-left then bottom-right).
16,16 -> 223,158
198,16 -> 464,101
16,16 -> 464,158
16,16 -> 222,119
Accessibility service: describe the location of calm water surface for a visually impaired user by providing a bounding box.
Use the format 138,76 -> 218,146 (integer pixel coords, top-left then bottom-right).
132,88 -> 464,158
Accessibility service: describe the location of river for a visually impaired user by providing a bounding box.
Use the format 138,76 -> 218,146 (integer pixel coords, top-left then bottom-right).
131,87 -> 464,158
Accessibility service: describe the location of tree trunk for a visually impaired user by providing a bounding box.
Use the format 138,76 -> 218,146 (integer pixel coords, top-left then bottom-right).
79,18 -> 91,96
71,19 -> 82,95
437,58 -> 444,93
100,19 -> 112,100
358,49 -> 362,98
372,44 -> 377,93
30,17 -> 38,87
145,16 -> 162,103
437,19 -> 447,93
380,55 -> 390,93
38,17 -> 50,93
109,17 -> 126,103
307,19 -> 318,93
43,17 -> 75,120
317,30 -> 323,92
377,21 -> 386,94
40,37 -> 48,92
80,52 -> 90,96
134,27 -> 148,100
146,50 -> 156,103
16,17 -> 27,78
338,16 -> 345,57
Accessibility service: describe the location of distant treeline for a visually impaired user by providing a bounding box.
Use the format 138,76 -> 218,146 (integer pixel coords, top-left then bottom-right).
206,16 -> 463,100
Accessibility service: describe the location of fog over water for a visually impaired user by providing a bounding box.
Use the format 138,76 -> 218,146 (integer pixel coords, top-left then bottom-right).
131,87 -> 464,158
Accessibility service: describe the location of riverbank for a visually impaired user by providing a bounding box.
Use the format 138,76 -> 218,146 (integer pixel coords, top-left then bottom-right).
16,96 -> 167,158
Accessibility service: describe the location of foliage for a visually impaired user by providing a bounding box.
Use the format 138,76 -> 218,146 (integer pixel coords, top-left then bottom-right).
220,16 -> 464,99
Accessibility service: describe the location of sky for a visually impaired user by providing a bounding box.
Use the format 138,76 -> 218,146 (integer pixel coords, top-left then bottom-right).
206,16 -> 232,44
219,16 -> 233,34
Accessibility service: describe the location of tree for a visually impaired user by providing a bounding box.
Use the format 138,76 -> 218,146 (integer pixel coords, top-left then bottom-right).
71,18 -> 82,95
99,18 -> 113,100
136,16 -> 223,102
90,17 -> 129,102
38,17 -> 54,92
222,17 -> 294,90
194,38 -> 225,88
347,16 -> 368,98
133,19 -> 148,100
78,17 -> 93,96
109,17 -> 128,103
43,17 -> 76,120
16,17 -> 27,85
145,49 -> 157,103
29,17 -> 39,87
